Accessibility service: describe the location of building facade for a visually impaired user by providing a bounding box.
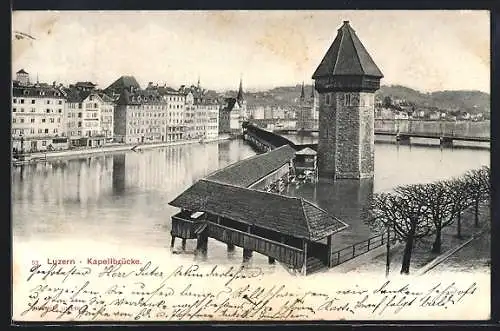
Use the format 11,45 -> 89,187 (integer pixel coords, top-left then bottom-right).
12,82 -> 67,153
64,87 -> 113,147
114,89 -> 169,144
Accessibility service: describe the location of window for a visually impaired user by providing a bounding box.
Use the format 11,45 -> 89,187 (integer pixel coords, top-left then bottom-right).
21,108 -> 24,112
20,99 -> 24,104
13,99 -> 17,104
44,129 -> 48,134
42,140 -> 46,146
31,118 -> 35,123
31,108 -> 35,112
12,118 -> 16,123
31,99 -> 35,104
57,118 -> 60,123
58,100 -> 62,105
30,128 -> 34,134
58,109 -> 62,113
12,108 -> 16,112
53,128 -> 58,133
20,118 -> 24,123
41,119 -> 46,123
344,93 -> 351,106
78,103 -> 82,109
46,109 -> 50,113
50,118 -> 55,123
78,113 -> 82,118
46,100 -> 50,105
94,103 -> 98,108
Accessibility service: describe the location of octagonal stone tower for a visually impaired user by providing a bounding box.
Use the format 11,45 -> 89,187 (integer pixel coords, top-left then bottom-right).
312,21 -> 383,180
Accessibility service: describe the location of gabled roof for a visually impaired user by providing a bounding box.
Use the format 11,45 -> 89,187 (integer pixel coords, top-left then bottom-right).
105,75 -> 141,92
296,147 -> 317,156
169,179 -> 348,241
63,87 -> 90,103
312,21 -> 383,79
12,85 -> 64,98
17,69 -> 28,74
206,145 -> 296,188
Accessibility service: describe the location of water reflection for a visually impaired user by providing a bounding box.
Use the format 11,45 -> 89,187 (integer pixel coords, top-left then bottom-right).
112,154 -> 126,195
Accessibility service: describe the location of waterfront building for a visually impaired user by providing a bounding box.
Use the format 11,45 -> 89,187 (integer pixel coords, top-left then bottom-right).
198,91 -> 220,140
181,88 -> 196,139
12,80 -> 67,153
219,99 -> 232,134
264,106 -> 274,119
63,84 -> 114,147
220,78 -> 247,135
247,104 -> 266,119
180,84 -> 220,140
312,21 -> 383,179
113,89 -> 169,144
163,87 -> 186,142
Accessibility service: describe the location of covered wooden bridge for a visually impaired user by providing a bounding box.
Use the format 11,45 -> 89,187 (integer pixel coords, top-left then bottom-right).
169,179 -> 348,274
168,145 -> 349,275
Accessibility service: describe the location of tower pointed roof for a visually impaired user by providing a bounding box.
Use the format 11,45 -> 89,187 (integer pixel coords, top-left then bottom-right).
312,21 -> 383,79
236,77 -> 244,104
300,81 -> 305,100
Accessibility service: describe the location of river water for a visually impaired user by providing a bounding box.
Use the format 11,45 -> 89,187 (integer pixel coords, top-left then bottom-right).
11,138 -> 490,271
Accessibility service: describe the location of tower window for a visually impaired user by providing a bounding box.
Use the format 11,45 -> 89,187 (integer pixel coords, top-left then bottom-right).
325,93 -> 331,105
344,93 -> 352,106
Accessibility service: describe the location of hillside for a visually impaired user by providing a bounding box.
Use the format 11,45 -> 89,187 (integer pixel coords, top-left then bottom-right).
376,85 -> 490,114
225,84 -> 490,114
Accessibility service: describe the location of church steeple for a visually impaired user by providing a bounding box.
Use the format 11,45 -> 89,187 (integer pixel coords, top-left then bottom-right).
236,76 -> 244,105
300,81 -> 305,100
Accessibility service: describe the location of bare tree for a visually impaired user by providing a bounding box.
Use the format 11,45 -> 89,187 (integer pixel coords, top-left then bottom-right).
395,181 -> 454,254
370,184 -> 433,274
464,166 -> 490,228
444,177 -> 470,238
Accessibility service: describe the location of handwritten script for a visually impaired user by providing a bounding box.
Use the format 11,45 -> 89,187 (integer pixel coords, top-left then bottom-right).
13,260 -> 486,321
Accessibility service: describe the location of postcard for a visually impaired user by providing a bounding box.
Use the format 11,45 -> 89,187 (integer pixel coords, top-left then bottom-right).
11,10 -> 491,322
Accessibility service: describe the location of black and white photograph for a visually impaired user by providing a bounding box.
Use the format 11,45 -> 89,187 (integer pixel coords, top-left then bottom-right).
11,10 -> 491,321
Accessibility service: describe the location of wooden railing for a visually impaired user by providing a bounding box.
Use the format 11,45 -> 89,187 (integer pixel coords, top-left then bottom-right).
207,222 -> 304,268
330,232 -> 394,267
171,215 -> 198,239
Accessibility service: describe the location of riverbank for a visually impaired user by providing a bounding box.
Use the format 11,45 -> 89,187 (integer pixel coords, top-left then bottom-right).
347,202 -> 490,275
12,135 -> 232,165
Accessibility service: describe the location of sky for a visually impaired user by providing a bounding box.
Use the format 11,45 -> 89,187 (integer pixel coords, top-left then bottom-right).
11,10 -> 490,93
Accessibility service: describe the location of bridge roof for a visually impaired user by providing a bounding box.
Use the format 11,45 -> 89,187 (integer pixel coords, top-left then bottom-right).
169,179 -> 348,241
206,145 -> 296,188
312,21 -> 383,79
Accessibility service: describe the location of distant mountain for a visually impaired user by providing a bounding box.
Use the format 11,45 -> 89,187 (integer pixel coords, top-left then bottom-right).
233,84 -> 490,114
